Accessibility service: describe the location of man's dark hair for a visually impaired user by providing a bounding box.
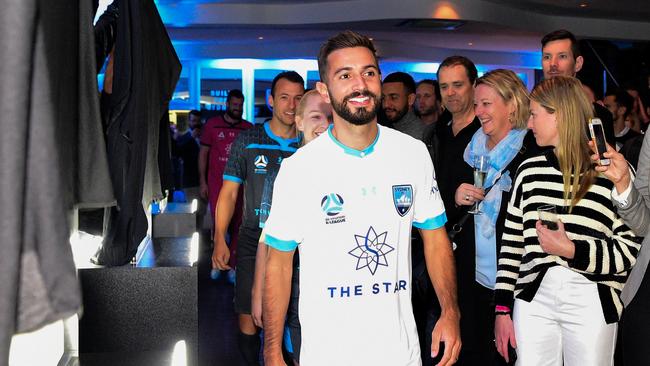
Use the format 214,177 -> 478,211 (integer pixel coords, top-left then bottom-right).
227,89 -> 244,102
541,29 -> 581,59
383,72 -> 416,95
417,79 -> 441,100
606,89 -> 634,118
437,56 -> 478,85
189,109 -> 201,118
270,71 -> 304,97
317,30 -> 379,81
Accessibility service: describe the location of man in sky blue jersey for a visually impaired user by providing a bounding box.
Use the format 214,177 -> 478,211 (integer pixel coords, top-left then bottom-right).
262,31 -> 461,366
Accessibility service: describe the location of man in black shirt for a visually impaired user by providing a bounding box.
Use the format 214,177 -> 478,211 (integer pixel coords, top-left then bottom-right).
425,56 -> 483,365
604,90 -> 639,151
540,29 -> 615,143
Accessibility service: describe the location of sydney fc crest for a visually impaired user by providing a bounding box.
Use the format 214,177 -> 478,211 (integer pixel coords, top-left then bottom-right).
392,185 -> 413,217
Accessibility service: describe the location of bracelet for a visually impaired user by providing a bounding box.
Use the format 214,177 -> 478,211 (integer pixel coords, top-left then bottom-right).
495,305 -> 511,313
495,311 -> 511,316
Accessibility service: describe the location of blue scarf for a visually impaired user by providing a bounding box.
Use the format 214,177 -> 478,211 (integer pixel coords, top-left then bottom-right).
464,128 -> 527,237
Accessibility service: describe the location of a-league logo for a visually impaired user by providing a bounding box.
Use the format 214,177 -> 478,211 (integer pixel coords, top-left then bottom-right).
321,193 -> 344,216
254,155 -> 268,169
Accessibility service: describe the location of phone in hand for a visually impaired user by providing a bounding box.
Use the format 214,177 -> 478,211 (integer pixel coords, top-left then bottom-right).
588,118 -> 611,166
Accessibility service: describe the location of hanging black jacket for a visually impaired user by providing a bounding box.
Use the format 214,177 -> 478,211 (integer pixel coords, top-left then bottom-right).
97,0 -> 181,266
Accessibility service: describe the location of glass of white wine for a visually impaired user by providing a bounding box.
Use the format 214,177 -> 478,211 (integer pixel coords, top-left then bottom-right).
468,155 -> 489,215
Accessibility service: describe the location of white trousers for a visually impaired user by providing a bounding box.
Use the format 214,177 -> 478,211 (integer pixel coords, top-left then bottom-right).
513,266 -> 617,366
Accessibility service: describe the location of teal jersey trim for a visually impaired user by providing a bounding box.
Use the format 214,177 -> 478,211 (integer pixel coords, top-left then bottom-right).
327,124 -> 379,158
223,174 -> 243,184
413,212 -> 447,230
264,122 -> 300,149
265,234 -> 299,251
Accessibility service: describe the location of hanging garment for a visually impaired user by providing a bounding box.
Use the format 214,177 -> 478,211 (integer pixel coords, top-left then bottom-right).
97,0 -> 181,266
0,0 -> 115,364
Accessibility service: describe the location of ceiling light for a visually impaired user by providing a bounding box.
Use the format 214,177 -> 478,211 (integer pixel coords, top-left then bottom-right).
579,3 -> 588,7
468,42 -> 473,46
258,36 -> 264,40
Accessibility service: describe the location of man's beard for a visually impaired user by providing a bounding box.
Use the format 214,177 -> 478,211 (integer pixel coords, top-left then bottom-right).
226,109 -> 242,121
416,105 -> 436,117
384,104 -> 409,123
330,90 -> 381,126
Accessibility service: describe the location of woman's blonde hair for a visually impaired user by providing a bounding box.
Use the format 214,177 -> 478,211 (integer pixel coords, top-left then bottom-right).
529,76 -> 596,211
475,69 -> 530,129
296,89 -> 322,118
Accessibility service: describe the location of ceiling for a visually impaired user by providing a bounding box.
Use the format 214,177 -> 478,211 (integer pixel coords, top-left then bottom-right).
155,0 -> 650,67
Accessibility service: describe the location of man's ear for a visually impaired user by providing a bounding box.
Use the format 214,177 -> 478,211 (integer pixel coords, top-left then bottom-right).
574,55 -> 584,74
267,92 -> 275,109
407,93 -> 416,108
316,81 -> 331,104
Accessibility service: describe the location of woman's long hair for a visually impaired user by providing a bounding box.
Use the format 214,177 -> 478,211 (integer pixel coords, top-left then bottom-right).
529,76 -> 596,211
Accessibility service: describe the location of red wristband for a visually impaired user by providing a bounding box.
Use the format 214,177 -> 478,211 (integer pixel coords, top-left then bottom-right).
495,305 -> 511,313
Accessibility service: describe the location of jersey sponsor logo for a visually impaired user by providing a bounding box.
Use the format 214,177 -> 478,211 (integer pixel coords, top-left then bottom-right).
321,193 -> 346,224
254,155 -> 268,174
392,185 -> 413,217
348,226 -> 395,275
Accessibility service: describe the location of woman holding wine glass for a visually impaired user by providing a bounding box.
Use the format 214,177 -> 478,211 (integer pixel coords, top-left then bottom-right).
451,69 -> 541,365
494,76 -> 642,366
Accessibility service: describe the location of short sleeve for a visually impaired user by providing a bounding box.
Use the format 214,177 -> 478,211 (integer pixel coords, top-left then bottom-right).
223,132 -> 247,184
199,118 -> 215,147
263,159 -> 305,251
412,142 -> 447,230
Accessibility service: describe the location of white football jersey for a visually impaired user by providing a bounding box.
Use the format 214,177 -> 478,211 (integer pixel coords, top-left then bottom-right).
264,124 -> 446,366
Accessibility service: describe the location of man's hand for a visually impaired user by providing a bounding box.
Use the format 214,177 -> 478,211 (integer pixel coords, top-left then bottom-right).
251,285 -> 263,328
536,220 -> 575,259
200,182 -> 209,200
431,311 -> 461,366
494,315 -> 517,364
211,237 -> 231,270
263,355 -> 287,366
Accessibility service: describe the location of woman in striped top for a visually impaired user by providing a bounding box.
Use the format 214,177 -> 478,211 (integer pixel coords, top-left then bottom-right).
493,76 -> 642,366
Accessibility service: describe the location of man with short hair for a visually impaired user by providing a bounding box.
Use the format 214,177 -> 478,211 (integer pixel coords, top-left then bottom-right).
540,29 -> 615,143
263,31 -> 461,366
212,72 -> 304,365
433,55 -> 485,365
416,79 -> 445,165
416,79 -> 442,126
603,90 -> 638,151
188,109 -> 202,142
199,89 -> 251,282
382,71 -> 428,141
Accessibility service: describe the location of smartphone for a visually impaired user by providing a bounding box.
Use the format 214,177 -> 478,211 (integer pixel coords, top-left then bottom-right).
588,118 -> 610,166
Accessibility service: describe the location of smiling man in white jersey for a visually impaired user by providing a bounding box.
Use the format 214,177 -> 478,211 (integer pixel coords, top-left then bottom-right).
262,31 -> 461,366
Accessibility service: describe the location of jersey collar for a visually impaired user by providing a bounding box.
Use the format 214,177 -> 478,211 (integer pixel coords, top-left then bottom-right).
327,124 -> 379,158
264,122 -> 299,149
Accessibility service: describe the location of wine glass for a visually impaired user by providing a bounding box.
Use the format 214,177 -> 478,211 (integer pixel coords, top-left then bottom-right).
468,155 -> 489,215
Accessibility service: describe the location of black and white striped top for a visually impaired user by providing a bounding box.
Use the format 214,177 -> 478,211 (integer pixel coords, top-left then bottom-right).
495,151 -> 643,324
